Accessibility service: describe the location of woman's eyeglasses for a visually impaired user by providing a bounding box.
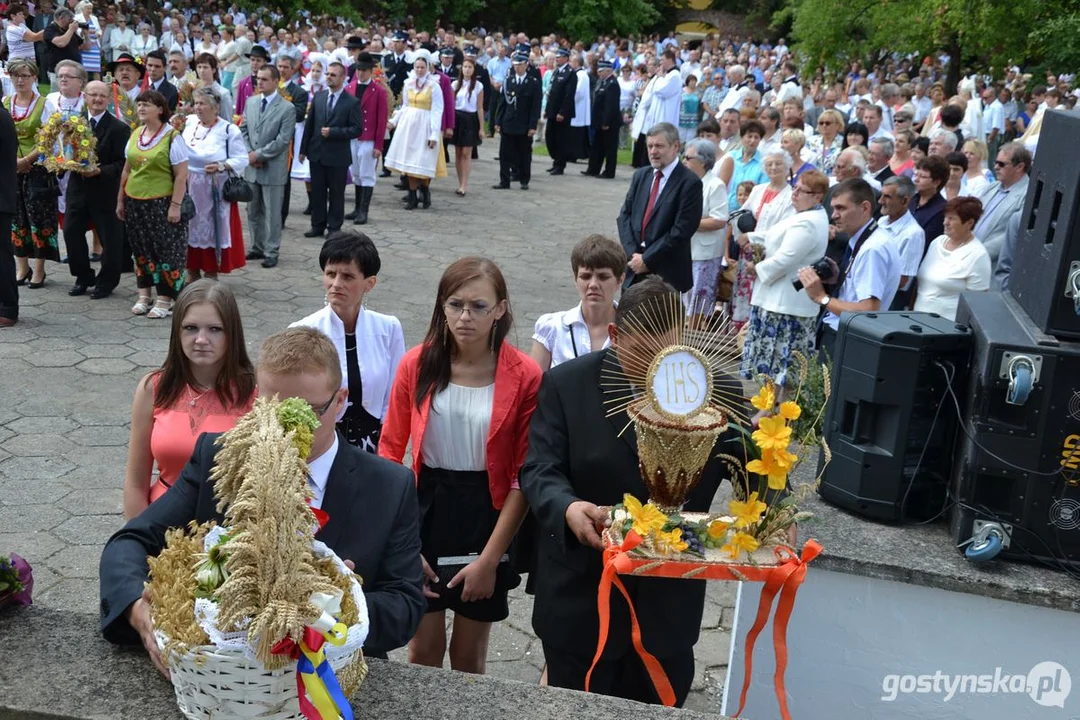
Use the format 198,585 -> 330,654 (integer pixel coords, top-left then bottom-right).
444,301 -> 495,318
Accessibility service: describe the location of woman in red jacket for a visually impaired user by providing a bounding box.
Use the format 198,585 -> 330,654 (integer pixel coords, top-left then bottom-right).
380,256 -> 541,674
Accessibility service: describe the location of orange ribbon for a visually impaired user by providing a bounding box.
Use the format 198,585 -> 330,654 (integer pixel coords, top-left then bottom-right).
588,534 -> 822,718
586,530 -> 676,706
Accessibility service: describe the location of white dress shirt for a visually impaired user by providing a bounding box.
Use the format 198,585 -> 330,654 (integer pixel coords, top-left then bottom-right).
307,433 -> 339,509
825,222 -> 902,330
879,211 -> 926,290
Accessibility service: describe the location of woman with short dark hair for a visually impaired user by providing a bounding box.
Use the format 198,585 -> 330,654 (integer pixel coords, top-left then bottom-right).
914,196 -> 991,320
291,231 -> 406,453
117,90 -> 190,319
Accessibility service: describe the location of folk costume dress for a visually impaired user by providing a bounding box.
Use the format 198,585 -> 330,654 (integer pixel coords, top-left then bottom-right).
5,93 -> 60,262
124,125 -> 190,298
384,73 -> 446,180
181,115 -> 248,274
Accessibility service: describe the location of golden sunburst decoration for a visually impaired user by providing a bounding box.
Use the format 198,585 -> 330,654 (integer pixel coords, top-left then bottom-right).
600,290 -> 747,511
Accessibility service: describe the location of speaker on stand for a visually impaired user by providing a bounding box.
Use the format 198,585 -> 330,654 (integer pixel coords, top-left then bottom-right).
818,311 -> 972,522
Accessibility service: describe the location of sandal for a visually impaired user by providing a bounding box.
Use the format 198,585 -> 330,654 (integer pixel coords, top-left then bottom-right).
131,296 -> 153,315
147,300 -> 174,319
455,189 -> 466,196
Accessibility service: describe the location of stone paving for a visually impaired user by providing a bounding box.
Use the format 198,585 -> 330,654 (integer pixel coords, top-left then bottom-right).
0,155 -> 736,712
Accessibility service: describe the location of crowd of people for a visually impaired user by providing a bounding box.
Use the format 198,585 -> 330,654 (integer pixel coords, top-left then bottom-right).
0,0 -> 1072,708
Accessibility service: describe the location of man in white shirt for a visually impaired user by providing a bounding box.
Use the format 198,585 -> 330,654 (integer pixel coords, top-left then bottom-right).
878,176 -> 925,309
717,64 -> 751,113
717,107 -> 741,156
864,105 -> 892,141
680,49 -> 701,81
772,59 -> 802,106
912,81 -> 933,126
876,83 -> 900,132
799,178 -> 901,358
982,87 -> 1005,147
758,106 -> 782,157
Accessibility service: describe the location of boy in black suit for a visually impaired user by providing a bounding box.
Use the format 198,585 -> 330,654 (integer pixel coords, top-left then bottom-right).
99,327 -> 425,676
520,277 -> 748,706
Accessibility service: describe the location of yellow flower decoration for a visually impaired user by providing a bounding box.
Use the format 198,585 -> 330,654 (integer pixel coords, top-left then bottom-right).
750,384 -> 775,412
771,445 -> 797,470
722,532 -> 761,559
656,528 -> 689,554
707,519 -> 730,539
752,415 -> 792,451
746,453 -> 789,491
778,401 -> 802,421
729,492 -> 767,528
623,494 -> 667,536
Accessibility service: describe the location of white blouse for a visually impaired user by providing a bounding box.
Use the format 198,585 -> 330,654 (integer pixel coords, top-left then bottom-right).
453,81 -> 481,112
43,92 -> 84,118
421,383 -> 494,472
914,235 -> 992,321
533,303 -> 612,369
181,116 -> 249,175
290,304 -> 406,422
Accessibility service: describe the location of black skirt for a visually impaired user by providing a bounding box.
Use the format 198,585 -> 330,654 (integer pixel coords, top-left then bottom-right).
451,110 -> 481,148
417,465 -> 520,622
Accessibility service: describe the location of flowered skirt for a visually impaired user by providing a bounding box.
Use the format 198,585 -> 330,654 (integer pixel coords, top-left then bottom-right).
126,196 -> 188,298
731,247 -> 754,326
740,305 -> 818,387
12,167 -> 60,261
683,257 -> 724,317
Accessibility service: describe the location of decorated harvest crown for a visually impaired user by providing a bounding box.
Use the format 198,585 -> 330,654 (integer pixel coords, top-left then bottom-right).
600,291 -> 746,512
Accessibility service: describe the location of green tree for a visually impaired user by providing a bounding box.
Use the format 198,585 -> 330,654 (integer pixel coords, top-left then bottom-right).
778,0 -> 1058,91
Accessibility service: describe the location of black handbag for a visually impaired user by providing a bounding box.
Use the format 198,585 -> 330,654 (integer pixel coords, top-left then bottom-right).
222,174 -> 253,203
26,171 -> 60,202
179,193 -> 196,222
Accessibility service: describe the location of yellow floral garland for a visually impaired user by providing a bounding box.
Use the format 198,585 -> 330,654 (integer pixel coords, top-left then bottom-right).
35,113 -> 98,173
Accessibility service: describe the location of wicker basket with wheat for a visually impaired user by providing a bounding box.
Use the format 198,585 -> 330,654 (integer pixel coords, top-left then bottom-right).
147,397 -> 367,720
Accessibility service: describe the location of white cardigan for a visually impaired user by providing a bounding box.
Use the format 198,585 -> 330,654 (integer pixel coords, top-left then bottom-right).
291,305 -> 406,423
750,207 -> 830,318
743,182 -> 795,232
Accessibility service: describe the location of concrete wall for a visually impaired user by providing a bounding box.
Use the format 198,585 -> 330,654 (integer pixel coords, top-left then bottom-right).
722,569 -> 1080,719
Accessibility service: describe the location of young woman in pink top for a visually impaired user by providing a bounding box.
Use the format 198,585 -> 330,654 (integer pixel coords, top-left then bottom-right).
122,279 -> 256,518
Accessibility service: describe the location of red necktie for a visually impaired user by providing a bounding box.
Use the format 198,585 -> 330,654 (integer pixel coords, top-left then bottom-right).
641,169 -> 662,236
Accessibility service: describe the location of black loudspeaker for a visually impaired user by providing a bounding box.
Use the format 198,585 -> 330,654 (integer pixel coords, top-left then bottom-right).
951,292 -> 1080,568
1009,109 -> 1080,340
819,311 -> 972,522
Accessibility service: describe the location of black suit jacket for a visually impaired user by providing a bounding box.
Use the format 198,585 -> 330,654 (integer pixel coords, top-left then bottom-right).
872,165 -> 895,185
99,433 -> 426,658
67,112 -> 130,208
301,89 -> 363,167
520,350 -> 744,657
149,79 -> 180,113
616,163 -> 703,292
382,53 -> 411,97
591,75 -> 621,130
545,64 -> 576,121
0,108 -> 16,216
495,73 -> 541,135
284,81 -> 309,124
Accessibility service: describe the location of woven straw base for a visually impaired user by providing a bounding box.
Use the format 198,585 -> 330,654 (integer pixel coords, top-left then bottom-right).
162,643 -> 366,720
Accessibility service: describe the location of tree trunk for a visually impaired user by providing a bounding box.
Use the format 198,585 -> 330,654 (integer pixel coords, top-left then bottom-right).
945,33 -> 962,96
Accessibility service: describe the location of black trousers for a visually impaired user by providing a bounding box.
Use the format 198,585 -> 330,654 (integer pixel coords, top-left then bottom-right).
65,194 -> 124,291
499,133 -> 532,187
487,93 -> 502,135
546,119 -> 571,170
0,212 -> 16,321
587,126 -> 619,178
632,134 -> 649,168
543,642 -> 695,708
309,162 -> 348,233
817,323 -> 837,364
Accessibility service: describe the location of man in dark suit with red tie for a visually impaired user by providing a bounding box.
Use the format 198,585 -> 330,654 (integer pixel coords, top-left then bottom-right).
615,122 -> 703,293
300,62 -> 363,238
344,52 -> 388,225
66,81 -> 131,299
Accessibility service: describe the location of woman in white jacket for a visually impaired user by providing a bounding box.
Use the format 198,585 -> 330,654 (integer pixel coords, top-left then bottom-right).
740,169 -> 830,411
291,231 -> 406,453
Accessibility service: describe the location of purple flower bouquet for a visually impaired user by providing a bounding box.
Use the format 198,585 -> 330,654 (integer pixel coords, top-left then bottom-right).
0,553 -> 33,608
